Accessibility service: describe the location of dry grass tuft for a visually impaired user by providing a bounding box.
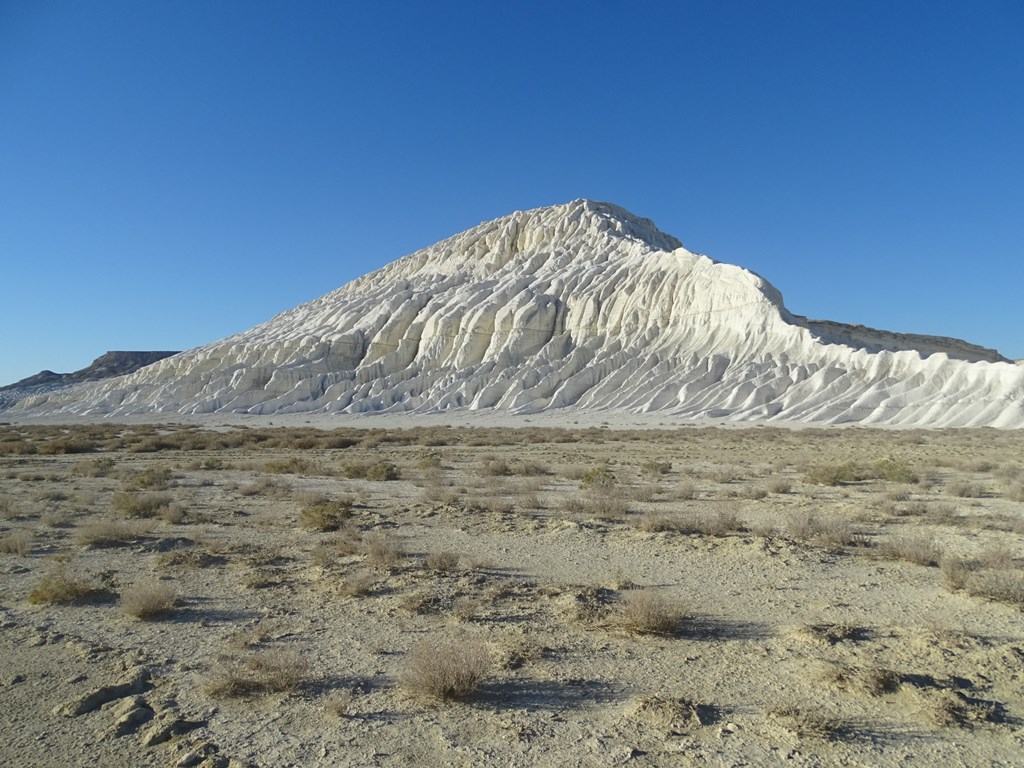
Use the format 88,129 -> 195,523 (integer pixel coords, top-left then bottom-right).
120,579 -> 178,619
879,535 -> 942,567
965,570 -> 1024,607
363,534 -> 405,570
28,566 -> 102,605
298,495 -> 353,531
925,690 -> 998,728
207,648 -> 309,698
770,705 -> 844,739
823,662 -> 901,696
426,550 -> 460,572
324,689 -> 354,718
111,491 -> 173,518
0,529 -> 32,555
400,636 -> 491,701
612,590 -> 685,636
75,519 -> 150,547
343,461 -> 400,481
338,570 -> 375,597
946,479 -> 986,498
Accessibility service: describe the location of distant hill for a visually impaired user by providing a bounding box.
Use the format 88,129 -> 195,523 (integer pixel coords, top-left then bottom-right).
0,351 -> 179,409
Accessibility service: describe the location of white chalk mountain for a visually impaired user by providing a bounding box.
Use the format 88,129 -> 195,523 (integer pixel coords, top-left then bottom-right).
16,200 -> 1024,426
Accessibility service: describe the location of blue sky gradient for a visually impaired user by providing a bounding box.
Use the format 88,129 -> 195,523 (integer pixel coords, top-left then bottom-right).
2,1 -> 1021,383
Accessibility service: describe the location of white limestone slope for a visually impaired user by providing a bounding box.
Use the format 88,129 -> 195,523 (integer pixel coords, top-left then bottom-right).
16,200 -> 1024,426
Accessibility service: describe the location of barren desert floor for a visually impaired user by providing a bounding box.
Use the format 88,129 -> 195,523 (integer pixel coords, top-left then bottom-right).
1,421 -> 1023,767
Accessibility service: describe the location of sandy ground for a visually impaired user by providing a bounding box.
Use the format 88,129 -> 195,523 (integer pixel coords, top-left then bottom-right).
1,420 -> 1023,767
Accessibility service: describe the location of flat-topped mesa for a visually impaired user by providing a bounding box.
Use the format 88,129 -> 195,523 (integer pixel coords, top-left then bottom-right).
13,201 -> 1023,427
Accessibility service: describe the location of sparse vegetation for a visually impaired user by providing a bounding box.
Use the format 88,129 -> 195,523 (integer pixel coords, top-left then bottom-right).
879,534 -> 942,567
111,491 -> 173,518
298,494 -> 353,531
344,461 -> 400,481
400,636 -> 491,701
612,590 -> 685,635
120,579 -> 178,619
28,566 -> 102,605
0,530 -> 31,555
3,422 -> 1023,765
207,648 -> 309,698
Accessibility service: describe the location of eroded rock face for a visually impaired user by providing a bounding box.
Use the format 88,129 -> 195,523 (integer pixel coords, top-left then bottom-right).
14,200 -> 1024,426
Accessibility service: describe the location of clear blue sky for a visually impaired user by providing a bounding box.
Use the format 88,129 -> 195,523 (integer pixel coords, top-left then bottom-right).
2,1 -> 1021,384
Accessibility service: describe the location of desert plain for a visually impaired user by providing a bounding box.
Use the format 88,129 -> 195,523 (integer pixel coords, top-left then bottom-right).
1,418 -> 1023,767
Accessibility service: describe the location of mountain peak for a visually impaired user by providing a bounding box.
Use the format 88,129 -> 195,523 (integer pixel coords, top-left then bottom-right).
12,203 -> 1023,427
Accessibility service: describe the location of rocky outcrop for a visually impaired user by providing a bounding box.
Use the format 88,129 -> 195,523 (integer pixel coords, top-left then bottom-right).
0,351 -> 179,410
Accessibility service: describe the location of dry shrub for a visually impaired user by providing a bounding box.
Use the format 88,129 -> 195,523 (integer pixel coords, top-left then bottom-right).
363,534 -> 405,570
28,566 -> 101,605
925,689 -> 998,727
636,512 -> 677,533
612,590 -> 685,636
629,484 -> 659,503
786,514 -> 855,550
709,466 -> 741,484
640,460 -> 672,477
675,481 -> 698,500
624,695 -> 711,729
159,504 -> 186,524
238,477 -> 286,497
796,622 -> 864,646
0,530 -> 32,555
451,597 -> 480,622
34,489 -> 68,502
564,494 -> 628,521
344,461 -> 400,481
700,510 -> 744,537
75,519 -> 150,547
339,570 -> 375,597
207,648 -> 309,698
324,690 -> 354,718
426,550 -> 460,572
770,705 -> 843,739
421,484 -> 461,505
977,543 -> 1015,570
767,477 -> 793,494
580,466 -> 617,489
947,480 -> 986,498
510,460 -> 547,476
126,466 -> 173,490
480,458 -> 512,476
740,485 -> 769,500
298,495 -> 353,532
0,497 -> 18,520
940,555 -> 974,591
41,512 -> 71,528
111,491 -> 173,518
73,457 -> 116,477
879,535 -> 942,567
965,570 -> 1024,607
400,636 -> 491,701
823,663 -> 901,696
262,457 -> 315,475
120,579 -> 178,619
